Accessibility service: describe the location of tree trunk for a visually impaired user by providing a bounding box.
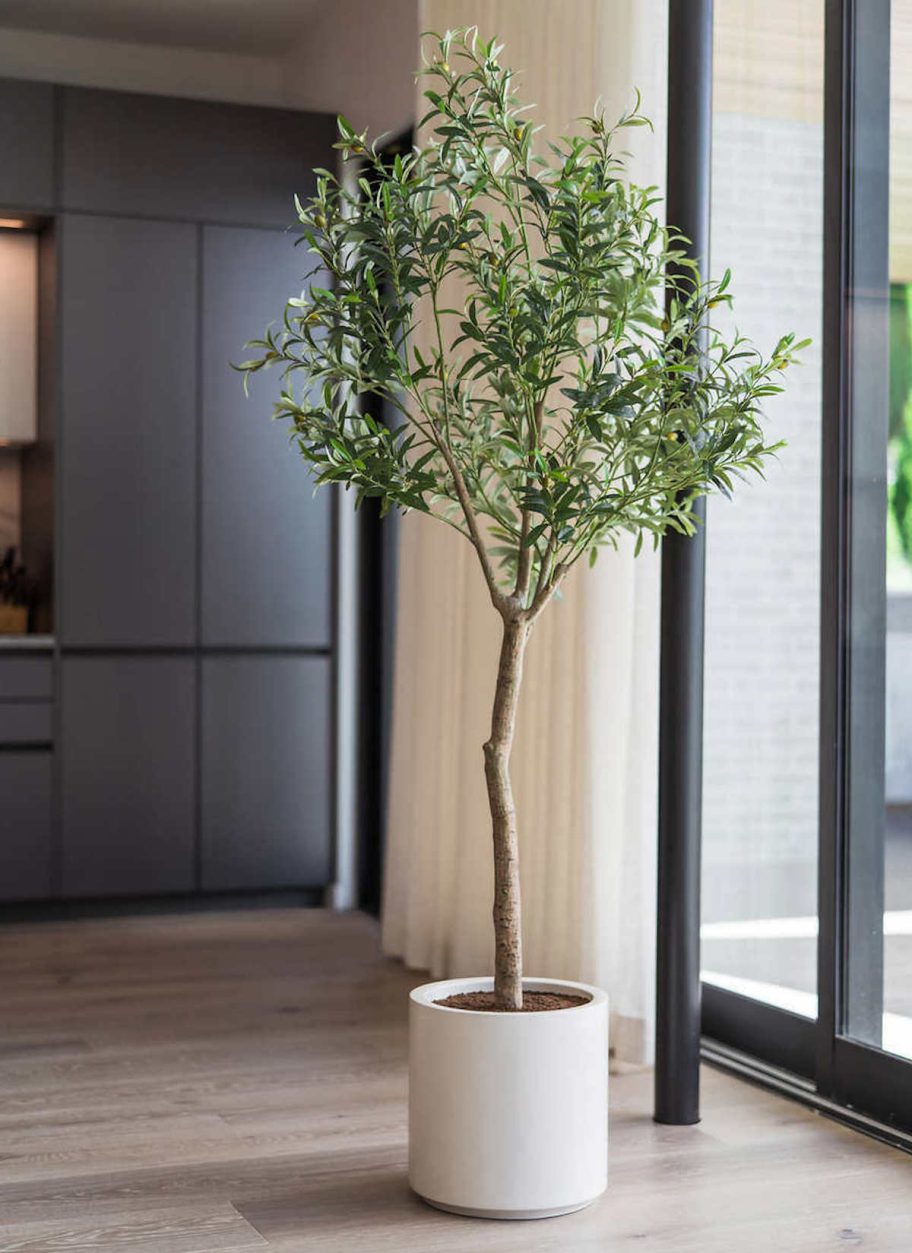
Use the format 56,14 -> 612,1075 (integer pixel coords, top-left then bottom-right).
484,614 -> 530,1010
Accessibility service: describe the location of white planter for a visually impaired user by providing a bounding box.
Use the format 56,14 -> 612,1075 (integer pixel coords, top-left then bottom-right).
409,976 -> 609,1219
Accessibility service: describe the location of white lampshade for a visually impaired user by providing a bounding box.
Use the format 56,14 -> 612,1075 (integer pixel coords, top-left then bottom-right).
0,230 -> 37,447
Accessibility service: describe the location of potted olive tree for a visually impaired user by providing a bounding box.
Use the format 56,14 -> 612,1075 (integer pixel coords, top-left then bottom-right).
242,28 -> 804,1220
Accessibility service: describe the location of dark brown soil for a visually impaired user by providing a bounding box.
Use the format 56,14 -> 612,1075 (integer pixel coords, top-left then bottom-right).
434,991 -> 590,1013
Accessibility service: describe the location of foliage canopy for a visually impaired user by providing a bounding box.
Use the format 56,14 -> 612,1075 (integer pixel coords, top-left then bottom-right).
241,27 -> 806,622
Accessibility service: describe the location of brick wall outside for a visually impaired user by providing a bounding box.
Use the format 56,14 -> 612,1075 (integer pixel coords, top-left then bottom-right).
702,111 -> 823,924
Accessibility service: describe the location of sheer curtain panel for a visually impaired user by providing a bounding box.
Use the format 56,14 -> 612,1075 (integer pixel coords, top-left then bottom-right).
381,0 -> 666,1065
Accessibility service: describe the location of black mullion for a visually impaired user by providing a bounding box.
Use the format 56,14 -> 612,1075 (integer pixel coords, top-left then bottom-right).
817,0 -> 854,1098
843,0 -> 890,1049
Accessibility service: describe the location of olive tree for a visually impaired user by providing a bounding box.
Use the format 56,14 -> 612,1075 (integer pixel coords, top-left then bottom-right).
241,28 -> 806,1010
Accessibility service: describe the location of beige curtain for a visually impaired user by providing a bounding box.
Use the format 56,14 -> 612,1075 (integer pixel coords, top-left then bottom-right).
381,0 -> 667,1065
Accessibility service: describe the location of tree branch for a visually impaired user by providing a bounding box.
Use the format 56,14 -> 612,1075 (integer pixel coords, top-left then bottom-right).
513,396 -> 544,606
426,273 -> 510,614
437,441 -> 508,613
528,559 -> 567,622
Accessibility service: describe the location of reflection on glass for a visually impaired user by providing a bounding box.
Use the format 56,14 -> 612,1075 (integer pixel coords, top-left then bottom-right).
882,0 -> 912,1059
700,0 -> 823,1016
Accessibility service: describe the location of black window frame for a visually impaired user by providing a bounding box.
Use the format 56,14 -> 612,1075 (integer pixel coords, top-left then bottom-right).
696,0 -> 912,1148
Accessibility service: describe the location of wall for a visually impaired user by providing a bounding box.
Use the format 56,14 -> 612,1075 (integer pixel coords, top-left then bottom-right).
0,3 -> 419,134
0,27 -> 287,107
280,0 -> 418,137
891,4 -> 912,284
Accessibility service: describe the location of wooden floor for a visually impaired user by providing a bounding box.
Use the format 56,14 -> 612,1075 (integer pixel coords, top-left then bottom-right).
0,910 -> 910,1252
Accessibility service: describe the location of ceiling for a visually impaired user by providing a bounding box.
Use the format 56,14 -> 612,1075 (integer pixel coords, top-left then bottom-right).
0,0 -> 323,57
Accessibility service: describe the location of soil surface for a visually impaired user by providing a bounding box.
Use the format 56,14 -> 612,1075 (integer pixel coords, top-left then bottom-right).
434,991 -> 590,1013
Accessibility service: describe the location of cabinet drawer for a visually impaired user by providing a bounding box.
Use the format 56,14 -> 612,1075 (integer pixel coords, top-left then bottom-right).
0,702 -> 53,744
0,656 -> 53,701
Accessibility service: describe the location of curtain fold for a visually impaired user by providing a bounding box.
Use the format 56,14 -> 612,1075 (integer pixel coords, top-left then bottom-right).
381,0 -> 667,1066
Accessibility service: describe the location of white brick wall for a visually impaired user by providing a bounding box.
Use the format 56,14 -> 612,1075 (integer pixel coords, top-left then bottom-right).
702,112 -> 823,923
887,621 -> 912,802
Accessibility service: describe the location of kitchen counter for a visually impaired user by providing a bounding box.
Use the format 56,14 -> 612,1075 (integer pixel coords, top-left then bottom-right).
0,635 -> 54,651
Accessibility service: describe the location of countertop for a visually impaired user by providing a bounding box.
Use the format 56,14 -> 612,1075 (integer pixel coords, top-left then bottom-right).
0,635 -> 55,651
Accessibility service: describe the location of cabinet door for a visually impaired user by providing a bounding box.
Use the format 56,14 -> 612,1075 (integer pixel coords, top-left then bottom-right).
59,215 -> 197,646
60,657 -> 195,897
0,752 -> 52,901
201,656 -> 331,890
0,80 -> 54,209
200,226 -> 331,647
61,88 -> 332,227
0,656 -> 53,701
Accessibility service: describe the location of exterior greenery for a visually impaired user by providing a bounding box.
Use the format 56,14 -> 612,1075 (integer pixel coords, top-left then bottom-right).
889,284 -> 912,569
242,28 -> 806,1008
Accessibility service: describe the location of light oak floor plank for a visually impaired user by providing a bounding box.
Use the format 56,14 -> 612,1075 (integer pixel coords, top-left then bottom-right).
0,909 -> 909,1251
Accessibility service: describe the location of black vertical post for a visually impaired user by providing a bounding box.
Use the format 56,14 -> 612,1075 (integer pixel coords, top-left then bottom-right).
654,0 -> 713,1127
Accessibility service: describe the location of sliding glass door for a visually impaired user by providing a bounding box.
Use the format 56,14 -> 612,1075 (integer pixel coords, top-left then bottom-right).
881,1 -> 912,1063
817,0 -> 912,1130
701,0 -> 912,1137
701,0 -> 824,1078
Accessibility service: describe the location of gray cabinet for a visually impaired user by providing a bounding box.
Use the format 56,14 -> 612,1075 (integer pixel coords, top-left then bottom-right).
59,215 -> 197,647
0,704 -> 53,745
61,88 -> 332,227
0,81 -> 338,907
60,657 -> 195,897
0,655 -> 53,701
0,79 -> 54,209
0,753 -> 53,900
201,656 -> 331,891
200,226 -> 332,647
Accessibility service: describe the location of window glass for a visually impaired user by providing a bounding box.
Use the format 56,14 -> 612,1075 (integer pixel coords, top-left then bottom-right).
701,0 -> 824,1018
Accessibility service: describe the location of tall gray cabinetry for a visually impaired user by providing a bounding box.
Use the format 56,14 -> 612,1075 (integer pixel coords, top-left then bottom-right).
199,227 -> 332,891
0,80 -> 336,903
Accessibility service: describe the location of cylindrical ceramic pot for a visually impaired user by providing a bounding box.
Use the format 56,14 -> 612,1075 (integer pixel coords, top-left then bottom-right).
408,976 -> 609,1220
